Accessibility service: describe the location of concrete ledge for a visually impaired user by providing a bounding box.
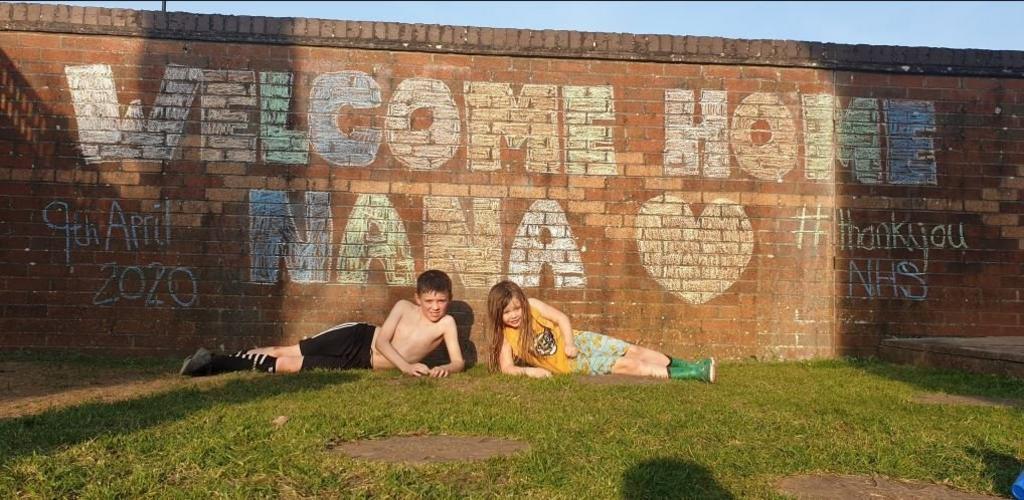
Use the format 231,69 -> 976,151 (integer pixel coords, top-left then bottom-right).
879,337 -> 1024,379
2,2 -> 1024,76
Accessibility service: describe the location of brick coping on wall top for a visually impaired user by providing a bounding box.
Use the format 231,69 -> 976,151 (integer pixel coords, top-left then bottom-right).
2,2 -> 1024,77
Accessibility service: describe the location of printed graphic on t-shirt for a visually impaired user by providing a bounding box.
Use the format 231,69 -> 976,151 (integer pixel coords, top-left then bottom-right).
534,327 -> 557,356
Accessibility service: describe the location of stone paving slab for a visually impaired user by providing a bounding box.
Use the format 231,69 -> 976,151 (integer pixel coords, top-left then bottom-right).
776,473 -> 1002,499
879,336 -> 1024,379
913,392 -> 1024,409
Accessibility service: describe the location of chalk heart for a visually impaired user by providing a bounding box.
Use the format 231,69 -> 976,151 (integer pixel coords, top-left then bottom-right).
635,195 -> 754,304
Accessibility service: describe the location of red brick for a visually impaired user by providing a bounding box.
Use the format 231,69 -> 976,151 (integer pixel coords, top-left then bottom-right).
0,14 -> 1022,361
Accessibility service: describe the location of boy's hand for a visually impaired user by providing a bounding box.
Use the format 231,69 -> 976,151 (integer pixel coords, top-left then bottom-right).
403,363 -> 431,377
564,342 -> 579,358
524,367 -> 552,378
428,366 -> 449,378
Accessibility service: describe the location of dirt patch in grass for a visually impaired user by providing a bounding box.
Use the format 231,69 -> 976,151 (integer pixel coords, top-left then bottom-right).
913,392 -> 1024,409
0,361 -> 233,419
776,473 -> 1002,499
576,375 -> 671,386
328,435 -> 530,464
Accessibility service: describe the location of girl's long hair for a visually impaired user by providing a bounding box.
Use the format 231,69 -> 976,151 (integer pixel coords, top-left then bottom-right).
487,280 -> 535,371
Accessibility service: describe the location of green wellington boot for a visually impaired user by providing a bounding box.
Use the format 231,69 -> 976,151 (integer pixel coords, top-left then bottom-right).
668,357 -> 690,368
668,357 -> 716,383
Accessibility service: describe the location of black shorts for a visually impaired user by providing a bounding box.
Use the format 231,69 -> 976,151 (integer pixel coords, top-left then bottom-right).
298,322 -> 376,371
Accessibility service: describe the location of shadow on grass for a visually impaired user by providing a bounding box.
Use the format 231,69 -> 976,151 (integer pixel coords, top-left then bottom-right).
621,458 -> 734,500
0,350 -> 182,402
968,447 -> 1024,496
0,371 -> 357,463
847,357 -> 1024,401
0,349 -> 178,369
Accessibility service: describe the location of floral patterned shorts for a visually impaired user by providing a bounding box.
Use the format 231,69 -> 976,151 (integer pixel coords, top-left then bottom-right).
570,331 -> 631,375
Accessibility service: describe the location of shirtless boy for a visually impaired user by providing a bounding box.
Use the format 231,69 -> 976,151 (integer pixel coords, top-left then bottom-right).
179,270 -> 464,377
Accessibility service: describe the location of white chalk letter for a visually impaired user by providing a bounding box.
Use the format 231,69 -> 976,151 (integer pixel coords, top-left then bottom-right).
385,78 -> 460,170
508,199 -> 586,288
664,89 -> 729,177
424,196 -> 504,288
730,92 -> 797,181
336,194 -> 415,285
308,71 -> 381,166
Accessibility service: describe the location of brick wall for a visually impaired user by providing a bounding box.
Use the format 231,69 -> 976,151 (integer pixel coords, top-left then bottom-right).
1,3 -> 1022,360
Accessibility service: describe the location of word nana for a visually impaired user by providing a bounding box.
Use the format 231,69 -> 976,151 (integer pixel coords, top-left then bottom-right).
65,64 -> 936,184
42,199 -> 172,265
249,189 -> 755,304
250,190 -> 586,288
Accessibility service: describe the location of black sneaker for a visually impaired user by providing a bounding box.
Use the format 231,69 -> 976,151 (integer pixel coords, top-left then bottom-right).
179,347 -> 213,376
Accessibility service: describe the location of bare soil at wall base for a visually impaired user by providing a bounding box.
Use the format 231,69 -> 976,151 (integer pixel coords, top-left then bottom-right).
0,360 -> 246,419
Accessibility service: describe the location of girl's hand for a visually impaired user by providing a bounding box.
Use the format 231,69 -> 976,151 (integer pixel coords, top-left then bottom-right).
428,366 -> 449,378
564,342 -> 578,358
524,367 -> 552,378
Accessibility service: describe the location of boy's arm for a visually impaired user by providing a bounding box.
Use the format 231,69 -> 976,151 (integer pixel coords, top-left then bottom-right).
528,298 -> 578,358
427,316 -> 465,377
373,301 -> 430,377
498,335 -> 551,378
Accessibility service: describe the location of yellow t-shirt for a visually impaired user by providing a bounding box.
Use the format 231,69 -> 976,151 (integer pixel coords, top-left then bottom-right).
502,309 -> 577,374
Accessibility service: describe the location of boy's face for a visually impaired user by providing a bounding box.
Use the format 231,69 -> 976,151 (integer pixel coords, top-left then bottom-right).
415,290 -> 450,322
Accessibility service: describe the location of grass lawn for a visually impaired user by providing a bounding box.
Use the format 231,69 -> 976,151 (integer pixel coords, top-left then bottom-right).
1,352 -> 1022,498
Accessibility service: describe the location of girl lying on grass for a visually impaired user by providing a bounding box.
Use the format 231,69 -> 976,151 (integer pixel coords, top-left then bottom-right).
486,280 -> 715,382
